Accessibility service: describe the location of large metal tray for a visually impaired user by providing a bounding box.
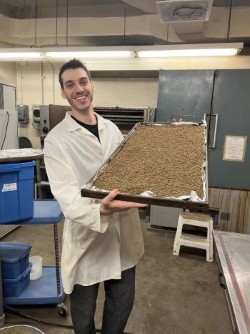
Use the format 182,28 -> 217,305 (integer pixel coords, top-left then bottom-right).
81,122 -> 209,210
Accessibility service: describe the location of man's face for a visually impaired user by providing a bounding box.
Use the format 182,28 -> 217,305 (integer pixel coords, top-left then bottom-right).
61,67 -> 94,113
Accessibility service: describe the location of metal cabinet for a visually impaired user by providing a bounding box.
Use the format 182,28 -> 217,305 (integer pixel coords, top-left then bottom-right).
0,81 -> 16,111
149,206 -> 182,228
151,69 -> 250,228
156,69 -> 250,190
156,70 -> 214,122
0,82 -> 18,150
210,70 -> 250,189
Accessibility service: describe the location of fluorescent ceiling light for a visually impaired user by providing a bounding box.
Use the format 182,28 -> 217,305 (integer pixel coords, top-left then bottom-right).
0,51 -> 42,60
138,49 -> 238,57
137,43 -> 243,58
45,51 -> 133,58
0,43 -> 243,61
0,47 -> 134,61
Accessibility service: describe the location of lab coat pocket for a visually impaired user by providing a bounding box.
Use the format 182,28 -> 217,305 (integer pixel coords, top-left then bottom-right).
68,221 -> 99,249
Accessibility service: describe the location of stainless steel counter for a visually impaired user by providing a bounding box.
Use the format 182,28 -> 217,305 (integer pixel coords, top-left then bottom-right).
213,231 -> 250,334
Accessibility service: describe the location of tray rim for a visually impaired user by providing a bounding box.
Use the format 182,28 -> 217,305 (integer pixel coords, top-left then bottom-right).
81,188 -> 209,210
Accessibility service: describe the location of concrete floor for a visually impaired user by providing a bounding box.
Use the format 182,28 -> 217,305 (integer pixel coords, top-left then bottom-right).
0,212 -> 233,334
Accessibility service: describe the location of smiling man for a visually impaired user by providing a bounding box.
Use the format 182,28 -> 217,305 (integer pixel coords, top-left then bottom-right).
44,59 -> 147,334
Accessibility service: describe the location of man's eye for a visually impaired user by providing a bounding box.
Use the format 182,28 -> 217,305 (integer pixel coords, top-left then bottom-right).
66,83 -> 73,88
81,80 -> 88,85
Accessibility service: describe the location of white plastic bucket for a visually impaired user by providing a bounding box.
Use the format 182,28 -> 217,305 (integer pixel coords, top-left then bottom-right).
0,325 -> 44,333
30,256 -> 42,280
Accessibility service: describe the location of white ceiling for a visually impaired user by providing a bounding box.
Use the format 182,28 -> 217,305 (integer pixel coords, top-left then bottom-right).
0,0 -> 249,49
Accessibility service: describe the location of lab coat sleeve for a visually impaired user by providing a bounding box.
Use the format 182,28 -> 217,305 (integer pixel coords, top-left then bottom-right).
44,139 -> 110,233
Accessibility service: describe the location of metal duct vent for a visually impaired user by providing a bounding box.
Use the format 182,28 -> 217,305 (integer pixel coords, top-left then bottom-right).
156,0 -> 214,23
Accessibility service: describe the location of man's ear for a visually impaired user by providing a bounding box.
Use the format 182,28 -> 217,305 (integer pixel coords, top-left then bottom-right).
61,88 -> 66,99
91,82 -> 95,91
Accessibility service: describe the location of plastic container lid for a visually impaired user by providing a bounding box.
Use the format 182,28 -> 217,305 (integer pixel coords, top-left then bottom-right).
0,242 -> 31,263
0,161 -> 35,172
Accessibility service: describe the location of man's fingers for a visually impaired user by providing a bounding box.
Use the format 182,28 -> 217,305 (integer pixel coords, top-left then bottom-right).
102,189 -> 119,205
124,201 -> 148,208
101,189 -> 148,214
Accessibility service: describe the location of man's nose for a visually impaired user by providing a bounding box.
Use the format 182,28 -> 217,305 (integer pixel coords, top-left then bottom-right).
75,83 -> 84,92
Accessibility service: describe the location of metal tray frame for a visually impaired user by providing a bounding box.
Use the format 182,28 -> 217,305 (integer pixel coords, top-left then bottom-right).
81,122 -> 209,210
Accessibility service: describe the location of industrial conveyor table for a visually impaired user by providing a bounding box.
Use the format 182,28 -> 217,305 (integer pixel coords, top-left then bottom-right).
213,231 -> 250,334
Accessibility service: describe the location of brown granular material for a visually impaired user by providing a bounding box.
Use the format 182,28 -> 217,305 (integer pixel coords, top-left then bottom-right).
93,124 -> 206,199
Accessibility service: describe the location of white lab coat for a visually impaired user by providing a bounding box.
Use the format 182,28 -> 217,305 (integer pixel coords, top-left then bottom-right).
44,112 -> 144,294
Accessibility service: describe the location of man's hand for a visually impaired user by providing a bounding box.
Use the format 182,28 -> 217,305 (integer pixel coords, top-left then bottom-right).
100,189 -> 148,215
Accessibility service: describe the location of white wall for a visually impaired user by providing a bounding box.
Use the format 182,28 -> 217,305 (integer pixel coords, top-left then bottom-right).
93,79 -> 158,108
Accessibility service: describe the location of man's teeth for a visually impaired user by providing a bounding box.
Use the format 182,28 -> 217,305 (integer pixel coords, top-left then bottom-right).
76,96 -> 87,100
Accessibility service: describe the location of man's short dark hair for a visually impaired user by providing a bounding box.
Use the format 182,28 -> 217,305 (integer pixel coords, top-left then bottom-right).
59,59 -> 92,89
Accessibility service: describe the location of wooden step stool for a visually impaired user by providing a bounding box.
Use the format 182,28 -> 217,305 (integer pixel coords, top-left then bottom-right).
173,212 -> 213,262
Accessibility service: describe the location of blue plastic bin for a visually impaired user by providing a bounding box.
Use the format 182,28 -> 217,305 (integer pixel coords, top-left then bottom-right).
0,242 -> 31,279
2,263 -> 32,297
0,161 -> 35,223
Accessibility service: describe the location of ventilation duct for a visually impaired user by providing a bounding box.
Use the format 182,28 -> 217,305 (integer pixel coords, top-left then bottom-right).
156,0 -> 214,23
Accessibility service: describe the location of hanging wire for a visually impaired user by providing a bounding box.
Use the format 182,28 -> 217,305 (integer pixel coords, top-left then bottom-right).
66,0 -> 69,46
54,0 -> 59,46
32,0 -> 38,46
226,0 -> 233,41
123,6 -> 126,45
166,23 -> 169,45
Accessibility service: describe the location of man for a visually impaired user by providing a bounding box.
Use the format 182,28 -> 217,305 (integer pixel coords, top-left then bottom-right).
44,59 -> 147,334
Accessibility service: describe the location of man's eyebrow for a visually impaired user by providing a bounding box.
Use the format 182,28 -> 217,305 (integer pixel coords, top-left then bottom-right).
65,80 -> 74,85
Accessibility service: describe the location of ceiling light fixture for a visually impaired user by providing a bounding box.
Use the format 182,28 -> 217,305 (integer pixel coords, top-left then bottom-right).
0,43 -> 243,61
45,50 -> 133,59
0,47 -> 135,61
136,43 -> 243,58
0,50 -> 42,61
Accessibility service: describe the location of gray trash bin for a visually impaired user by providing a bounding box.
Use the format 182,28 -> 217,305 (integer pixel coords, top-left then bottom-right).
0,325 -> 44,333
